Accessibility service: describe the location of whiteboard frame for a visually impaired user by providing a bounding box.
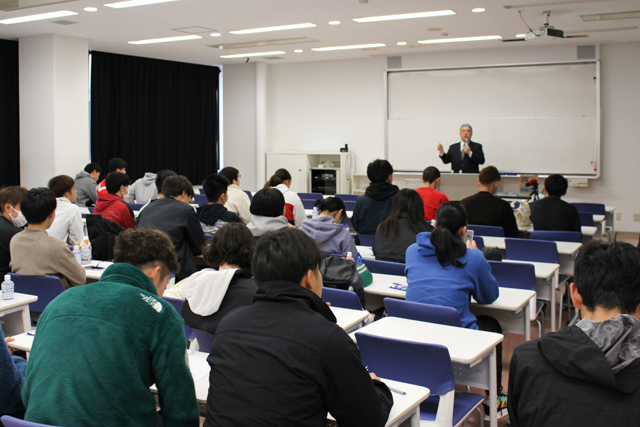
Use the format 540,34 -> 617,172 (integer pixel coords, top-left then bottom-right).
383,58 -> 601,178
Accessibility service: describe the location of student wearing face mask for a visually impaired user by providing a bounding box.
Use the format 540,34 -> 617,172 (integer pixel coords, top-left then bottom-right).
0,186 -> 28,276
93,172 -> 135,229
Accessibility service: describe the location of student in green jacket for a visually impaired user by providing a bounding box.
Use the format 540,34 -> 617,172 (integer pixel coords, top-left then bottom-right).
21,228 -> 199,427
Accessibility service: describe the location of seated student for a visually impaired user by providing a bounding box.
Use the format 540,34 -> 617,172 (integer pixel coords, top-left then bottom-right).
1,328 -> 27,419
352,159 -> 399,235
197,174 -> 242,235
181,223 -> 257,335
137,175 -> 205,282
10,188 -> 86,289
21,229 -> 199,427
0,186 -> 28,276
461,165 -> 518,238
124,172 -> 158,204
47,175 -> 84,245
97,157 -> 127,196
246,188 -> 292,237
405,201 -> 506,417
415,166 -> 449,221
93,172 -> 135,230
204,228 -> 393,427
508,241 -> 640,427
219,166 -> 252,224
74,162 -> 101,207
373,188 -> 433,263
264,168 -> 305,227
529,174 -> 581,232
138,169 -> 177,213
299,197 -> 357,257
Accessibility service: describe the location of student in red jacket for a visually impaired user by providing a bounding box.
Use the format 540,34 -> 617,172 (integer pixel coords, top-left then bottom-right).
96,157 -> 127,196
93,172 -> 135,229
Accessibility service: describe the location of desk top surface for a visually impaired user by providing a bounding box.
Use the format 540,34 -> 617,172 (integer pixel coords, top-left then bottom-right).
84,261 -> 114,280
0,293 -> 38,312
331,306 -> 369,331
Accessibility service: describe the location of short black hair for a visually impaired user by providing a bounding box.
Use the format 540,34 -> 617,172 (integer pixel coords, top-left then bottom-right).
202,174 -> 230,203
108,158 -> 127,173
21,187 -> 57,225
106,172 -> 131,195
155,170 -> 177,194
252,228 -> 322,285
202,223 -> 254,269
367,159 -> 393,183
478,166 -> 501,186
48,175 -> 75,198
114,228 -> 181,279
574,241 -> 640,314
422,166 -> 441,184
162,176 -> 194,199
544,174 -> 568,197
84,163 -> 101,174
218,167 -> 239,184
250,188 -> 285,217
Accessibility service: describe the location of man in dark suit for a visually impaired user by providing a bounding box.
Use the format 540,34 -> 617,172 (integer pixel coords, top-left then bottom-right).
437,124 -> 485,173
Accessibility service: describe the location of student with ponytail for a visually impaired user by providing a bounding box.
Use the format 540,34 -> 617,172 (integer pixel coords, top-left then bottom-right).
264,168 -> 305,227
405,201 -> 507,418
300,197 -> 358,257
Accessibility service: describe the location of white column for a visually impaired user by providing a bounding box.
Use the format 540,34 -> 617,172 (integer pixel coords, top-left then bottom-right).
19,34 -> 89,188
255,62 -> 268,190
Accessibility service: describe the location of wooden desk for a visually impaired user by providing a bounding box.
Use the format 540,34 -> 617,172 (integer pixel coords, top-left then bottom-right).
6,330 -> 34,351
352,317 -> 503,427
0,293 -> 37,335
331,306 -> 369,333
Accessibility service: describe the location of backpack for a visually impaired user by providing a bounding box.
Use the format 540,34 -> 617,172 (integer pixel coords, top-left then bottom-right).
320,256 -> 365,308
85,214 -> 125,261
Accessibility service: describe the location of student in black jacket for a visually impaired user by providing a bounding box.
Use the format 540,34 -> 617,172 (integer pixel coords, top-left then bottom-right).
352,159 -> 399,235
197,174 -> 242,236
373,188 -> 433,263
204,228 -> 393,427
529,174 -> 581,232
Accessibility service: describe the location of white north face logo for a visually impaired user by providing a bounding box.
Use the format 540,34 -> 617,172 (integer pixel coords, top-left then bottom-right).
140,293 -> 163,313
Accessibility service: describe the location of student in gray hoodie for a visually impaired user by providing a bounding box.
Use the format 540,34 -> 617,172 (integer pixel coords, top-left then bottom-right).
74,163 -> 101,207
125,172 -> 158,204
300,197 -> 357,257
246,188 -> 293,238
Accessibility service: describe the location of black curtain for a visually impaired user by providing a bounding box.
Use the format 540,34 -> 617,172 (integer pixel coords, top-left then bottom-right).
0,39 -> 20,186
90,51 -> 220,184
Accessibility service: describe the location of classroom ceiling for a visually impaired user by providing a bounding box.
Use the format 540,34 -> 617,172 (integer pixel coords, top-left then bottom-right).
0,0 -> 638,67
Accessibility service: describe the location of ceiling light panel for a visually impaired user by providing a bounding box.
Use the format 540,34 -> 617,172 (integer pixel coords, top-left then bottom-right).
0,9 -> 76,24
418,35 -> 502,44
229,23 -> 316,35
220,51 -> 285,58
210,37 -> 317,50
312,43 -> 386,51
581,11 -> 640,22
353,10 -> 455,23
0,0 -> 77,12
104,0 -> 177,9
128,34 -> 201,44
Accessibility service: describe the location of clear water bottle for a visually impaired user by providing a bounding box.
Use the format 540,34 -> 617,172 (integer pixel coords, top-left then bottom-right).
73,243 -> 82,264
2,274 -> 14,300
81,237 -> 92,265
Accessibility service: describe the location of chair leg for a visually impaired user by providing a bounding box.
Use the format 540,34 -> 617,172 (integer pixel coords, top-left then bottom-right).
557,288 -> 564,329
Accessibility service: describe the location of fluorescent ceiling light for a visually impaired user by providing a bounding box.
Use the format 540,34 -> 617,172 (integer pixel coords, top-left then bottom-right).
581,10 -> 640,22
472,8 -> 485,12
312,43 -> 385,51
229,23 -> 316,35
353,10 -> 455,23
128,34 -> 201,44
294,49 -> 303,53
516,33 -> 527,38
220,51 -> 285,58
210,32 -> 221,37
418,35 -> 502,44
104,0 -> 177,8
397,41 -> 407,46
504,0 -> 605,9
328,21 -> 340,25
84,7 -> 98,12
0,9 -> 77,24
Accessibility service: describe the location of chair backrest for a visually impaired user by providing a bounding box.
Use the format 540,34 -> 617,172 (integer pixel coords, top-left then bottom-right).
8,273 -> 65,313
85,214 -> 125,261
487,261 -> 537,292
505,238 -> 559,264
301,199 -> 316,209
384,298 -> 462,327
578,211 -> 594,226
130,203 -> 145,211
298,192 -> 322,200
467,224 -> 505,237
87,207 -> 94,213
193,329 -> 215,353
571,202 -> 605,216
530,230 -> 582,243
1,415 -> 58,427
162,296 -> 195,341
473,235 -> 485,249
193,194 -> 208,206
343,200 -> 356,212
335,193 -> 359,202
321,286 -> 363,310
199,188 -> 206,194
357,233 -> 375,246
243,190 -> 253,201
355,332 -> 455,396
362,258 -> 405,276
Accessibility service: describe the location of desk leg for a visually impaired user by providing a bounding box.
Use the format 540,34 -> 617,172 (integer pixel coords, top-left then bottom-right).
489,348 -> 497,427
409,407 -> 420,427
550,279 -> 556,333
524,300 -> 531,341
21,307 -> 32,333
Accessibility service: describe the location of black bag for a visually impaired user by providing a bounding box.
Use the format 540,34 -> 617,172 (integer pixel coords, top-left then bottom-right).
320,256 -> 366,308
85,214 -> 125,261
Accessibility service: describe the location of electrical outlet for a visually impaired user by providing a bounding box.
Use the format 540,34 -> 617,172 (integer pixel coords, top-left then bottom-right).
634,214 -> 640,222
616,213 -> 621,221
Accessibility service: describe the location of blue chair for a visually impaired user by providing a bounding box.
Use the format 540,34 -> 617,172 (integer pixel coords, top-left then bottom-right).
335,193 -> 358,202
473,236 -> 485,249
193,329 -> 215,353
530,230 -> 581,243
357,233 -> 375,246
9,273 -> 65,314
571,202 -> 605,216
301,199 -> 316,209
355,333 -> 484,426
467,224 -> 504,237
88,207 -> 94,213
321,286 -> 363,311
343,200 -> 355,212
199,188 -> 206,194
384,298 -> 462,327
488,261 -> 545,337
193,194 -> 208,206
162,296 -> 196,344
243,190 -> 253,201
362,258 -> 405,276
578,211 -> 594,227
130,203 -> 145,211
1,416 -> 58,427
298,192 -> 322,200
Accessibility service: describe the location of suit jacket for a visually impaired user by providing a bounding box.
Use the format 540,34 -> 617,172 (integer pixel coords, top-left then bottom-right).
440,141 -> 485,173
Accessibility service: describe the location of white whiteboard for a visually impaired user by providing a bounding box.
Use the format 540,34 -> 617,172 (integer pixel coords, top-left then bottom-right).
386,63 -> 599,176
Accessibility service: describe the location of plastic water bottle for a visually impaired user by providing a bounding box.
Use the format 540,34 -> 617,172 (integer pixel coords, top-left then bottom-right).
73,243 -> 82,264
2,274 -> 14,300
311,206 -> 319,218
81,237 -> 92,265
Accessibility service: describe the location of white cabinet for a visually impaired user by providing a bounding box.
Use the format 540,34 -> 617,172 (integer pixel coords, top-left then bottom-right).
265,153 -> 309,194
265,152 -> 353,194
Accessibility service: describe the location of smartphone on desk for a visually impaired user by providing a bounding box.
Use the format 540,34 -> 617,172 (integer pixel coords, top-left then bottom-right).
389,283 -> 407,291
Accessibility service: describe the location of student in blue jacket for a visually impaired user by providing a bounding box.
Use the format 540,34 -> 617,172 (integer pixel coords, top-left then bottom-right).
405,201 -> 507,419
1,327 -> 27,419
